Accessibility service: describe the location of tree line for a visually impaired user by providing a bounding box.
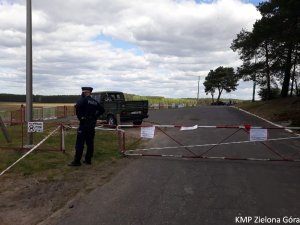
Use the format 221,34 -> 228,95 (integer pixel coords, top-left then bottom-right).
204,0 -> 300,101
0,94 -> 79,103
0,93 -> 201,106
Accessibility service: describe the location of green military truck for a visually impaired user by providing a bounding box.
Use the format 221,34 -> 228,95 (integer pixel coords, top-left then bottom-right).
93,91 -> 149,125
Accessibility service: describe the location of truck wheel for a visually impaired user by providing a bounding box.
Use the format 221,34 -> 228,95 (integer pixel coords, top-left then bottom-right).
107,115 -> 117,126
133,120 -> 142,125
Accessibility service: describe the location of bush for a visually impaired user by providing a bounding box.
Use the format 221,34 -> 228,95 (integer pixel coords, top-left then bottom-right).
258,87 -> 280,101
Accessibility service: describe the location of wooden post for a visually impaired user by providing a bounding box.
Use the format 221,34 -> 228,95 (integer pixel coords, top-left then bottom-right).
0,115 -> 11,143
64,105 -> 67,117
60,124 -> 65,152
116,114 -> 121,125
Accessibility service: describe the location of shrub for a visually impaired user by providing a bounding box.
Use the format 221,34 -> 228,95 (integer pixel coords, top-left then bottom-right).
258,87 -> 280,101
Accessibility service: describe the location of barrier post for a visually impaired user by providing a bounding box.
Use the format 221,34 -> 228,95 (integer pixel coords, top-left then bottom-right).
21,120 -> 24,150
122,131 -> 125,152
60,124 -> 65,152
10,111 -> 13,125
65,105 -> 67,117
21,105 -> 25,150
21,104 -> 25,123
117,129 -> 126,153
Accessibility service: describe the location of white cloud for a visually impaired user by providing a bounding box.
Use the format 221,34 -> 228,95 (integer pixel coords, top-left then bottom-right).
0,0 -> 261,99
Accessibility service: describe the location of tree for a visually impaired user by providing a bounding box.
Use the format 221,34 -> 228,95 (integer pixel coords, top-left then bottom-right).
257,0 -> 300,97
203,77 -> 216,103
203,66 -> 238,102
231,0 -> 300,100
231,18 -> 277,100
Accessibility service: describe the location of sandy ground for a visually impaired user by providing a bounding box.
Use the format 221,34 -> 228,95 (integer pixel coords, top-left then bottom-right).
0,158 -> 133,225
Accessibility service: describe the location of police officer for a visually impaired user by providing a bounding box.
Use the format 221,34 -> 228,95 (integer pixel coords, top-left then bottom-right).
69,87 -> 105,166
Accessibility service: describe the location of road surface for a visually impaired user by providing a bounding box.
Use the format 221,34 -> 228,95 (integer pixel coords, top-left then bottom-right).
54,106 -> 300,225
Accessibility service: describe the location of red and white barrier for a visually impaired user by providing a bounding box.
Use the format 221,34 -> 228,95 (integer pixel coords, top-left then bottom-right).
62,122 -> 300,162
125,136 -> 300,152
124,153 -> 300,162
116,124 -> 300,130
115,122 -> 300,162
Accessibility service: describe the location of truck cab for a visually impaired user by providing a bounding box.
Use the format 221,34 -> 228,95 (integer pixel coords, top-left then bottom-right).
94,91 -> 125,102
93,91 -> 148,125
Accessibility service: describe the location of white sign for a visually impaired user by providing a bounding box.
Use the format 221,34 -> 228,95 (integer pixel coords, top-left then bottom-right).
28,122 -> 44,133
141,126 -> 155,139
250,129 -> 268,141
180,125 -> 198,131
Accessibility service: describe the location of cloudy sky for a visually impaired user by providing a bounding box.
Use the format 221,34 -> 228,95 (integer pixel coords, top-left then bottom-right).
0,0 -> 263,99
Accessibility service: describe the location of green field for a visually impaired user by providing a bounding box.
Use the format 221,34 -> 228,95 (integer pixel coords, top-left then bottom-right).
0,102 -> 75,111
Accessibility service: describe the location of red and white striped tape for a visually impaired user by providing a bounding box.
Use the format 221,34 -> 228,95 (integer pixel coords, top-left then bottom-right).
0,126 -> 61,177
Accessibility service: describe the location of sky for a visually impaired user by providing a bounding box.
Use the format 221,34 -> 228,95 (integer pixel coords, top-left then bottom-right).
0,0 -> 265,100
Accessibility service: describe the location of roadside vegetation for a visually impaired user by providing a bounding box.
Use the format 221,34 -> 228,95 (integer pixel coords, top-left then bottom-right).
229,1 -> 300,129
237,97 -> 300,127
0,121 -> 141,177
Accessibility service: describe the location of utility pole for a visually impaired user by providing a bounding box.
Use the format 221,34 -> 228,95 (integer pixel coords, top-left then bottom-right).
26,0 -> 33,145
185,74 -> 201,106
197,76 -> 200,105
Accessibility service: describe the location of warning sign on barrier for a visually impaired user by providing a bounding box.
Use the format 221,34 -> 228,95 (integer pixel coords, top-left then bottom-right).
180,125 -> 198,131
250,128 -> 268,141
28,122 -> 44,133
141,126 -> 155,139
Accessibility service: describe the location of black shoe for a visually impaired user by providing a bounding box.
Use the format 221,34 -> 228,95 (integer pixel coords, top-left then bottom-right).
68,161 -> 81,166
83,160 -> 91,165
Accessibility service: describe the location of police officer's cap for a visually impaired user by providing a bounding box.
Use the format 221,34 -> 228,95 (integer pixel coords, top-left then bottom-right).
81,87 -> 93,92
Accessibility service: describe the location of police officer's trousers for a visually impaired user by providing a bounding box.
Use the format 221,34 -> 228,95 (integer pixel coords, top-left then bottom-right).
74,123 -> 95,163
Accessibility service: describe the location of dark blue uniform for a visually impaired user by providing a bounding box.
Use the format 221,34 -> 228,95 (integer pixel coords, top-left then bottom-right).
73,95 -> 104,164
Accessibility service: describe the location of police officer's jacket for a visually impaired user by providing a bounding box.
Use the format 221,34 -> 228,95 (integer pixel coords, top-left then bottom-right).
76,96 -> 105,125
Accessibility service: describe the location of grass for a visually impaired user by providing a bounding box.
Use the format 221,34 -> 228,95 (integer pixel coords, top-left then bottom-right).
0,101 -> 141,178
0,122 -> 141,177
237,97 -> 300,126
0,102 -> 74,111
126,95 -> 243,106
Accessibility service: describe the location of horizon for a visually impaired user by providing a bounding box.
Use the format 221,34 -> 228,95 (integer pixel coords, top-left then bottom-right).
0,92 -> 251,101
